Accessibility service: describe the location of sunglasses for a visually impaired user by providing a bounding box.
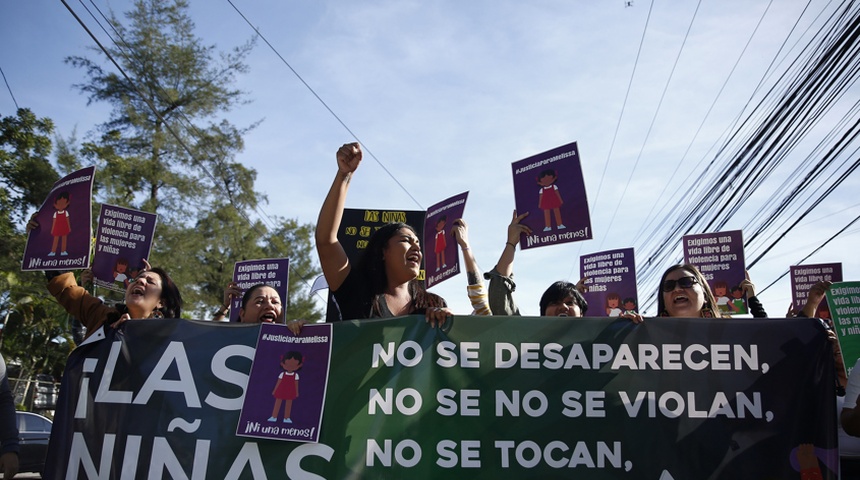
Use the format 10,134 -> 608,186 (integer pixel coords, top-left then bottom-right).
661,276 -> 699,292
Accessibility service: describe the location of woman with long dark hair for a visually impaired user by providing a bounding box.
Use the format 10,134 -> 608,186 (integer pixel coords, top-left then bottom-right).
656,264 -> 726,318
315,143 -> 450,325
47,261 -> 182,340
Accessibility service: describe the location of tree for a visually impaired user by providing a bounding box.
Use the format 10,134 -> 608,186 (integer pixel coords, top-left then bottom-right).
0,109 -> 58,222
194,206 -> 323,321
0,108 -> 74,382
263,218 -> 322,322
68,0 -> 322,320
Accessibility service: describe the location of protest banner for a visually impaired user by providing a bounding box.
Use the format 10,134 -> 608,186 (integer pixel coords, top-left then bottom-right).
792,263 -> 843,319
581,248 -> 638,316
22,166 -> 95,271
91,204 -> 158,292
326,208 -> 426,321
682,230 -> 747,315
229,258 -> 290,323
423,192 -> 468,288
827,281 -> 860,376
45,315 -> 837,479
511,141 -> 592,249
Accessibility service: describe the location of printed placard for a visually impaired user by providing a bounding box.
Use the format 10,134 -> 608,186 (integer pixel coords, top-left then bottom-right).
91,204 -> 158,292
790,263 -> 842,319
581,248 -> 639,316
237,323 -> 332,443
682,230 -> 747,315
828,282 -> 860,377
423,192 -> 469,289
511,141 -> 592,249
230,258 -> 290,323
22,166 -> 95,271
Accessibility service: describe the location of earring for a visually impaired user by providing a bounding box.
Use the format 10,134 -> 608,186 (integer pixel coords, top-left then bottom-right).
150,309 -> 165,319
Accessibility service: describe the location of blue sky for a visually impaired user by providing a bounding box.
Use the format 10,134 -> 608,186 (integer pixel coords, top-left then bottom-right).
2,0 -> 858,316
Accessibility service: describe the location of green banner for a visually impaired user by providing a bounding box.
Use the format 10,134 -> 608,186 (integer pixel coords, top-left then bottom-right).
46,315 -> 837,479
828,281 -> 860,375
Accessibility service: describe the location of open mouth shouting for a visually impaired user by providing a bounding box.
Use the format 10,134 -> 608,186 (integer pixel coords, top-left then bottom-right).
123,271 -> 164,318
672,294 -> 690,306
406,251 -> 422,267
240,286 -> 283,324
665,290 -> 703,317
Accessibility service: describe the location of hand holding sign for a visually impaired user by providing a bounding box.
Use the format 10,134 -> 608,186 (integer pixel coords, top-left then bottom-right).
26,212 -> 38,232
803,281 -> 833,317
507,210 -> 532,245
80,269 -> 94,287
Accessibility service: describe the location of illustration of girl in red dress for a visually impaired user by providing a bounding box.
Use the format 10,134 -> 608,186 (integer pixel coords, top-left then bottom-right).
537,170 -> 565,232
49,191 -> 72,256
269,351 -> 303,423
434,215 -> 447,272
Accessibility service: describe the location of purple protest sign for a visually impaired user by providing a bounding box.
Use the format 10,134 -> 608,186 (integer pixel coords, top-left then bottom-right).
230,258 -> 291,323
791,263 -> 843,319
423,192 -> 468,289
683,230 -> 747,315
91,204 -> 158,292
511,141 -> 592,250
237,323 -> 332,443
580,247 -> 639,317
22,166 -> 95,271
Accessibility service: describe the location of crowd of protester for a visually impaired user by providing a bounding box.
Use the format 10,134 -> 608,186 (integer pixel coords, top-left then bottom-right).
11,141 -> 856,477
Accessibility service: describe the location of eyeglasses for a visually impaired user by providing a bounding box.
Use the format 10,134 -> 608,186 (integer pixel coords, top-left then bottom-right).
661,276 -> 699,292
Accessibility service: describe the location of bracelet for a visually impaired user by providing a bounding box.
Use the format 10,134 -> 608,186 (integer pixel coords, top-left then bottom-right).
461,246 -> 470,251
506,242 -> 516,249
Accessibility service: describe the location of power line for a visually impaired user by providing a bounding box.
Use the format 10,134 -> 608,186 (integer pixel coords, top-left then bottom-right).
81,0 -> 285,235
634,0 -> 860,312
757,211 -> 860,296
599,0 -> 704,251
79,0 -> 280,233
0,65 -> 20,110
223,0 -> 424,211
566,0 -> 656,282
589,0 -> 655,219
632,0 -> 781,246
61,0 -> 327,308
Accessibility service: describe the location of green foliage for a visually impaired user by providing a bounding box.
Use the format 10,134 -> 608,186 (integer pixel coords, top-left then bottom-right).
1,287 -> 75,380
0,108 -> 72,378
0,109 -> 58,222
66,0 -> 322,321
66,0 -> 254,221
0,1 -> 324,389
183,205 -> 323,321
263,219 -> 323,322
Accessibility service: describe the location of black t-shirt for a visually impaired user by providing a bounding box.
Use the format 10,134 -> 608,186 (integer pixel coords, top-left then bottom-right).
328,269 -> 375,322
327,269 -> 446,322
